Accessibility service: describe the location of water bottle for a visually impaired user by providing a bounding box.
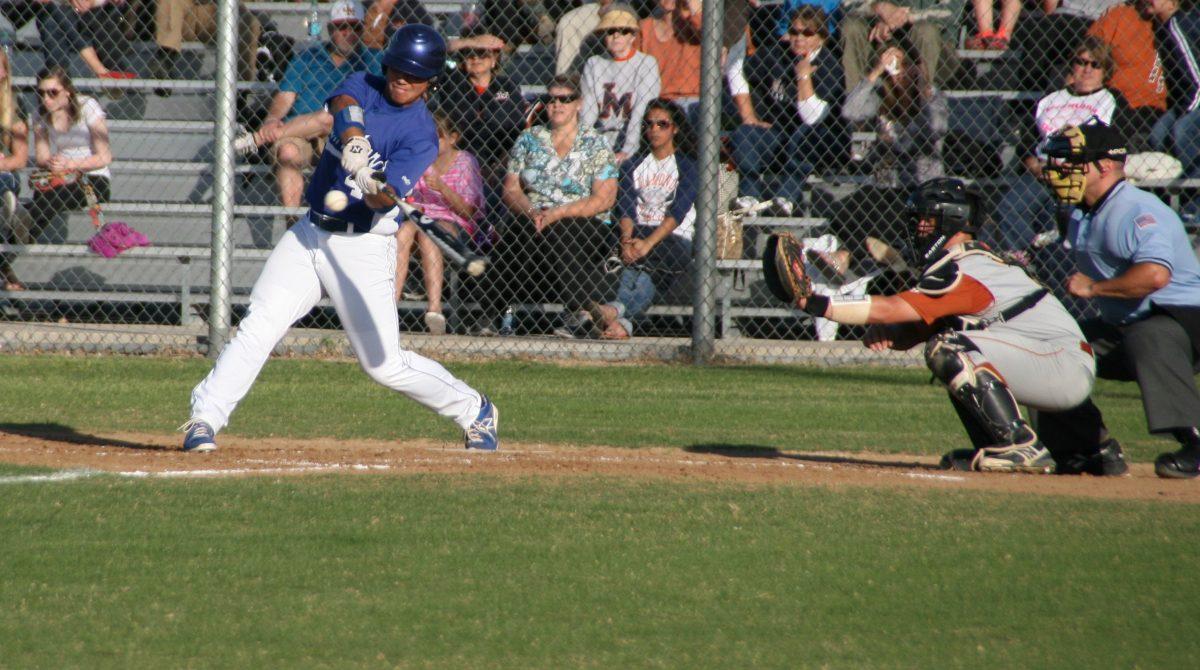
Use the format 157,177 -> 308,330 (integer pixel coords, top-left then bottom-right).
461,1 -> 481,31
307,0 -> 322,40
499,307 -> 515,336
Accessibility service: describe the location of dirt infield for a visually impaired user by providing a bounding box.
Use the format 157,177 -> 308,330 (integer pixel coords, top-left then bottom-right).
1,427 -> 1198,503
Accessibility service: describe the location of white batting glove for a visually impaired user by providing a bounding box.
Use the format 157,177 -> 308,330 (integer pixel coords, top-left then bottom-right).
233,128 -> 258,157
340,136 -> 372,175
353,167 -> 385,196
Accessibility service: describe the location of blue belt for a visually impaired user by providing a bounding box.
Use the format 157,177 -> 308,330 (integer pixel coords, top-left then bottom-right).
308,210 -> 371,234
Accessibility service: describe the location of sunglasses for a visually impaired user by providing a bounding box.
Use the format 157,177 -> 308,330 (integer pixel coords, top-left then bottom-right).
788,27 -> 820,37
37,87 -> 63,98
461,48 -> 497,59
603,28 -> 636,37
329,22 -> 362,32
547,93 -> 579,104
1072,57 -> 1101,69
643,119 -> 673,129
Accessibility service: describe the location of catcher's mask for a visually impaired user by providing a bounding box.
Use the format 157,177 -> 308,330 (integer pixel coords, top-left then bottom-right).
904,177 -> 981,266
1040,122 -> 1127,205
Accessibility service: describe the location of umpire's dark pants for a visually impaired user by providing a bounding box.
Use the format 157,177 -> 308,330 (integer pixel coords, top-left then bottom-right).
1084,312 -> 1200,434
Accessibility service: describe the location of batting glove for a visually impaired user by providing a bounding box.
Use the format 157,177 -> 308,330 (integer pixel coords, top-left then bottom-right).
353,166 -> 384,196
340,136 -> 372,175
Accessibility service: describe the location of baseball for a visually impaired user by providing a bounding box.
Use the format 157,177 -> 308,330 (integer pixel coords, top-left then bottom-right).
324,190 -> 349,212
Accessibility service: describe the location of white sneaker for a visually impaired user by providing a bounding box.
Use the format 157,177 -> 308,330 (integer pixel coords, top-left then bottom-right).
424,311 -> 447,335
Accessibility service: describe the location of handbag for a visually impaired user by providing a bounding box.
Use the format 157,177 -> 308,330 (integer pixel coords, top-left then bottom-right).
28,169 -> 80,194
715,165 -> 743,260
79,179 -> 150,258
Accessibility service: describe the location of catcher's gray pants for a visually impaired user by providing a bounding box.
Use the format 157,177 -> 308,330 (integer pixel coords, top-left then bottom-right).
1082,315 -> 1200,434
957,329 -> 1096,412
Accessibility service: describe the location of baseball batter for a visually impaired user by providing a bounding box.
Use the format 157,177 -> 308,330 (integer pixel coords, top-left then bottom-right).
180,25 -> 498,453
765,178 -> 1122,475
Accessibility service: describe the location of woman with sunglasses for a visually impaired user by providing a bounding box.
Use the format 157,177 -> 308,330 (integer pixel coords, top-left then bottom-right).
580,7 -> 662,164
589,99 -> 696,340
730,6 -> 847,206
473,74 -> 618,337
0,49 -> 30,292
993,36 -> 1126,260
28,66 -> 112,244
435,29 -> 527,186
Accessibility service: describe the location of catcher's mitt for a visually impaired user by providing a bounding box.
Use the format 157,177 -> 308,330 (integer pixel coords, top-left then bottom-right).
762,233 -> 813,305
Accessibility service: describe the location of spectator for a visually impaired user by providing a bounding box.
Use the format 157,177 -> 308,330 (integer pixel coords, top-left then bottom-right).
581,7 -> 662,162
1088,0 -> 1166,148
639,0 -> 702,116
732,6 -> 847,205
434,31 -> 527,186
841,0 -> 966,88
556,0 -> 616,75
1036,122 -> 1200,479
0,48 -> 30,291
399,111 -> 486,336
1009,0 -> 1123,91
1145,0 -> 1200,179
362,0 -> 436,50
238,0 -> 382,210
964,0 -> 1021,49
0,0 -> 136,79
28,66 -> 112,243
993,37 -> 1124,257
472,74 -> 618,337
842,43 -> 949,186
151,0 -> 262,83
589,99 -> 696,339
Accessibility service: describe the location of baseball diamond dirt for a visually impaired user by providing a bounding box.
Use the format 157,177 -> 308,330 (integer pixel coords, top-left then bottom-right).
1,429 -> 1197,503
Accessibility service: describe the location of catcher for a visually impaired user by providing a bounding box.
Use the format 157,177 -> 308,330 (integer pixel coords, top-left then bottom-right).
764,177 -> 1125,475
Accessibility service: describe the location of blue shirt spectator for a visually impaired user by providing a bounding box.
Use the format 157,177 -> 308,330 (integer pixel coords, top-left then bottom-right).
280,44 -> 384,119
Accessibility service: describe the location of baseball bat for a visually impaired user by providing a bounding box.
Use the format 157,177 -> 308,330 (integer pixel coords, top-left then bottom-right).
371,172 -> 488,277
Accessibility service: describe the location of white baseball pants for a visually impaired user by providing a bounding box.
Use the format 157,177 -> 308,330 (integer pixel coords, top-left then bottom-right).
190,215 -> 482,433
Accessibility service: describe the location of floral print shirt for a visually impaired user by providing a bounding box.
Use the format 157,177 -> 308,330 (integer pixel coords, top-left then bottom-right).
507,124 -> 618,223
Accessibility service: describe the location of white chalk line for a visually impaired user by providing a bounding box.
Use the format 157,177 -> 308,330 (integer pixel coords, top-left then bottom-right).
0,444 -> 959,485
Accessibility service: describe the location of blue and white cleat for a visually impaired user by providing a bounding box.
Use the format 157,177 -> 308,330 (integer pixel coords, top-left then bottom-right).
464,395 -> 499,451
180,419 -> 217,453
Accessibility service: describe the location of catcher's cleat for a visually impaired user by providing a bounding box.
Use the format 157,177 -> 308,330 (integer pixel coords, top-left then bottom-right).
180,419 -> 217,453
1154,446 -> 1200,479
1056,439 -> 1129,477
939,448 -> 979,471
465,395 -> 499,451
976,442 -> 1056,474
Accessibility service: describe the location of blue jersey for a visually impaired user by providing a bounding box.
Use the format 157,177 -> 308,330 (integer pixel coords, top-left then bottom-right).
1068,180 -> 1200,324
306,72 -> 439,233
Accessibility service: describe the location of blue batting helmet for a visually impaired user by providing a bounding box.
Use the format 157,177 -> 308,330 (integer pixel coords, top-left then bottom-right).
382,24 -> 446,81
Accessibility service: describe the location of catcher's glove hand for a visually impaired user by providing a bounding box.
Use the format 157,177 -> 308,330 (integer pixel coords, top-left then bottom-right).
762,233 -> 813,305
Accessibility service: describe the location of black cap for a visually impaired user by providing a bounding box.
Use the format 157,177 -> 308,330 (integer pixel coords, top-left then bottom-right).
1043,122 -> 1127,164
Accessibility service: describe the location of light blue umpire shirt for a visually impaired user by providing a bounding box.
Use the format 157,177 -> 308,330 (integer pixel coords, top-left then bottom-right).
1068,180 -> 1200,325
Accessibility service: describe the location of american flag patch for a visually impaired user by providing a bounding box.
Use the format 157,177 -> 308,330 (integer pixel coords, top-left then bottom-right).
1135,214 -> 1157,229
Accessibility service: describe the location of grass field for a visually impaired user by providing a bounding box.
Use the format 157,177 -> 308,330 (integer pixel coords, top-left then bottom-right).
0,355 -> 1196,668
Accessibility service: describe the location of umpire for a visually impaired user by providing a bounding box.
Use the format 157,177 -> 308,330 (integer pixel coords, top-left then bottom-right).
1039,122 -> 1200,479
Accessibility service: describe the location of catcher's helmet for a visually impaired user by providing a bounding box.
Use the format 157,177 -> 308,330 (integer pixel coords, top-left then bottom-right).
904,177 -> 983,266
1040,122 -> 1127,205
383,24 -> 446,81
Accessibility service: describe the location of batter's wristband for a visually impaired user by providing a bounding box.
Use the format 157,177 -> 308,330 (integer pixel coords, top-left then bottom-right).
333,106 -> 366,136
803,294 -> 830,317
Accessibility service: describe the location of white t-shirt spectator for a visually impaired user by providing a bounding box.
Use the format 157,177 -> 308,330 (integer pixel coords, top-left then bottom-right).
1032,87 -> 1119,158
581,51 -> 662,157
34,96 -> 110,179
631,153 -> 697,239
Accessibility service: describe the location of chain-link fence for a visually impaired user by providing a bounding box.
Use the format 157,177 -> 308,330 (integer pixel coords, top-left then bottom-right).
0,0 -> 1194,362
